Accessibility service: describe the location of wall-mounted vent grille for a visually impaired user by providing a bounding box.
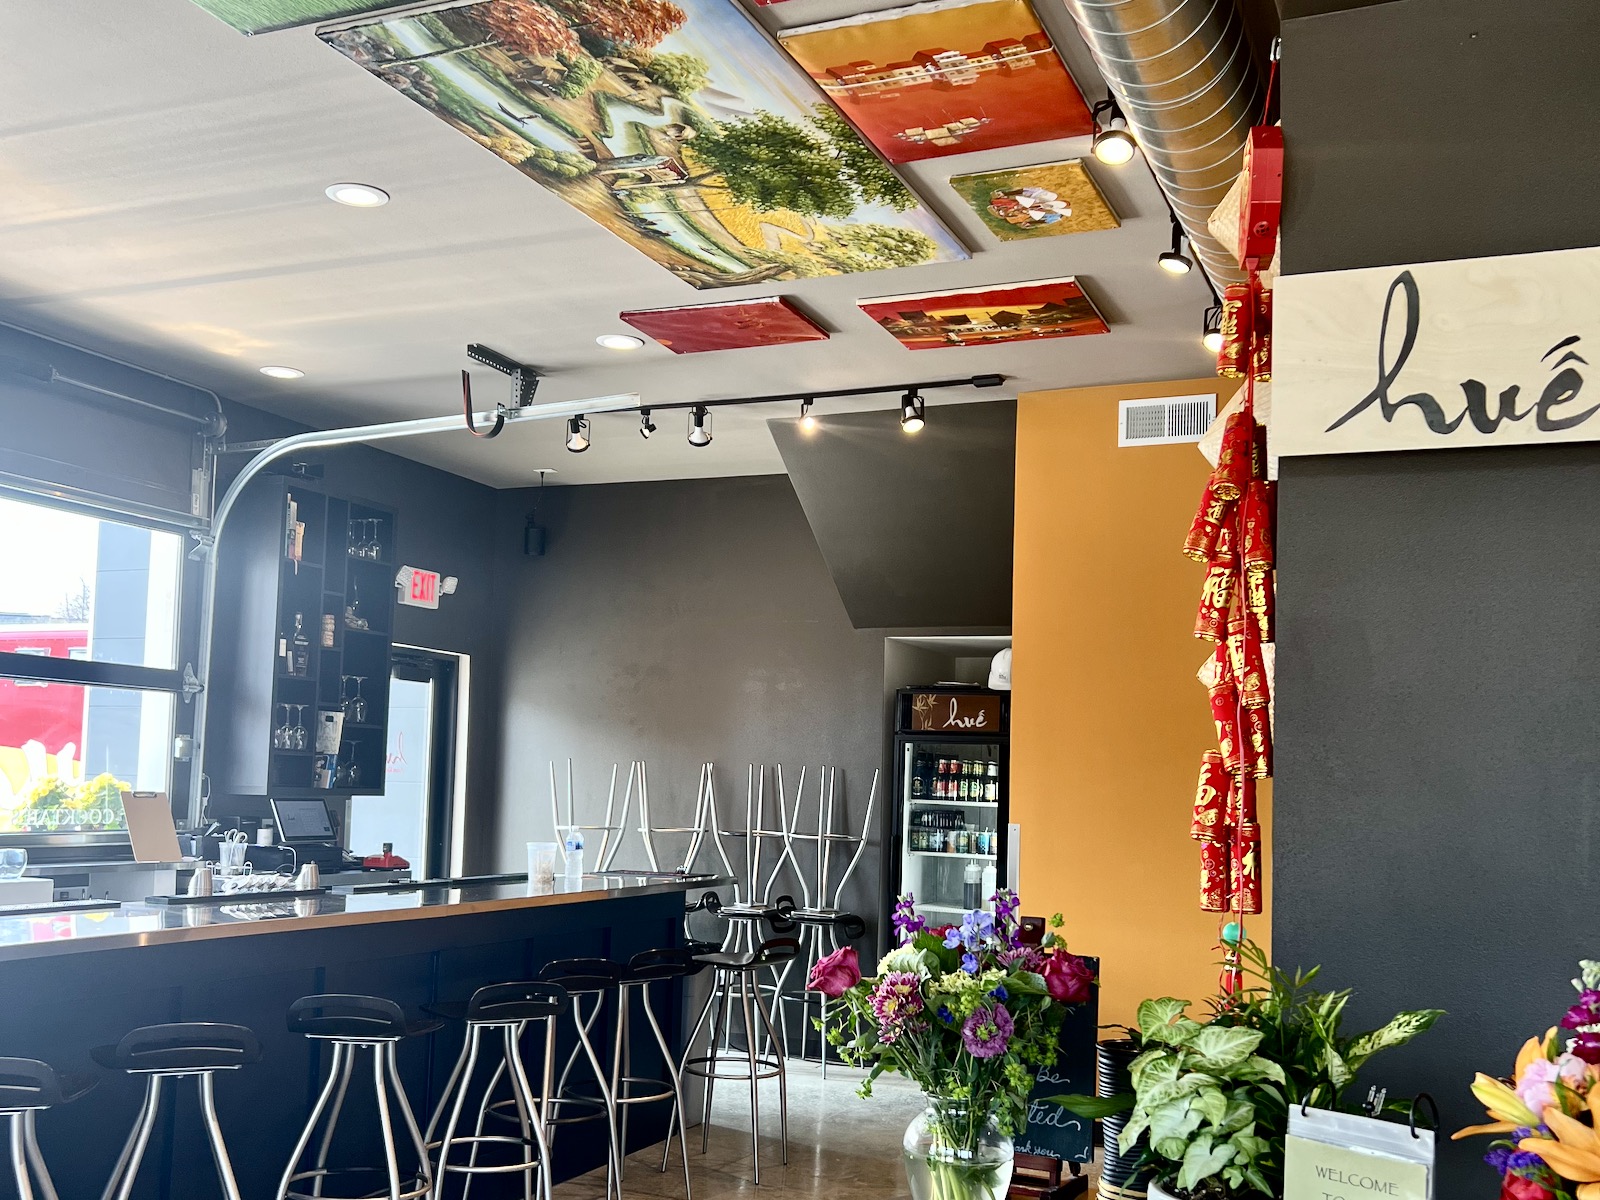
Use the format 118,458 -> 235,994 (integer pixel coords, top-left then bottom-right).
1117,394 -> 1217,447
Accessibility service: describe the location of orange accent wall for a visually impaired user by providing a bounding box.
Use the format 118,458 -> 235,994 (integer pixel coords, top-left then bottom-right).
1010,378 -> 1270,1028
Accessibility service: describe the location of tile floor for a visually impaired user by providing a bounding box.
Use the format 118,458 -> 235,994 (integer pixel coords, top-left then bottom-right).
564,1061 -> 1100,1199
565,1060 -> 923,1198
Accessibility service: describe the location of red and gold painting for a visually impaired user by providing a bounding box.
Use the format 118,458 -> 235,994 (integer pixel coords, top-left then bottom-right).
858,277 -> 1109,349
620,296 -> 829,353
778,0 -> 1092,163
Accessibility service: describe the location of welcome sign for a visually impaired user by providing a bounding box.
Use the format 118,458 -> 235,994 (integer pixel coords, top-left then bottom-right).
1283,1108 -> 1432,1200
1274,245 -> 1600,456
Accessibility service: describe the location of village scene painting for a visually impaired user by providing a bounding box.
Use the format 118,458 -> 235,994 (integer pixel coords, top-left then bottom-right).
318,0 -> 969,288
948,159 -> 1120,241
859,277 -> 1108,349
778,0 -> 1092,163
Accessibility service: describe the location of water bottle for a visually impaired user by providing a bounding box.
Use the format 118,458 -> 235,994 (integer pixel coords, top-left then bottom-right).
563,830 -> 585,881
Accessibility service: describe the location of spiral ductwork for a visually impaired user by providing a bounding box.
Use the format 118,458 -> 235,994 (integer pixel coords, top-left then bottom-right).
1061,0 -> 1266,286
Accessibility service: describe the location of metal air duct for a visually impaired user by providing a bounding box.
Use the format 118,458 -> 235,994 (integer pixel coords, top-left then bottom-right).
1062,0 -> 1267,286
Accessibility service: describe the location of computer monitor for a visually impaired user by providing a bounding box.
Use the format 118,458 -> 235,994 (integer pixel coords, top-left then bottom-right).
270,798 -> 336,844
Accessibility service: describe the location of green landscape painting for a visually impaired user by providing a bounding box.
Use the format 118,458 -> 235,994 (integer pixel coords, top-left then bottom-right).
189,1 -> 416,35
319,0 -> 969,287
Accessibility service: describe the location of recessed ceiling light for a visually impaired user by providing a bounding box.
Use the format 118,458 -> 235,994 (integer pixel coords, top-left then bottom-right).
596,334 -> 645,350
259,365 -> 304,379
325,183 -> 390,208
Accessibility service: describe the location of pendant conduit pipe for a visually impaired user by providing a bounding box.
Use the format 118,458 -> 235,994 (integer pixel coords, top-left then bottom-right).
1061,0 -> 1268,287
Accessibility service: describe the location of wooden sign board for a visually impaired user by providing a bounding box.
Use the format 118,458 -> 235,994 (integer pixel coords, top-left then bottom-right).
910,692 -> 1001,733
1274,245 -> 1600,456
1013,955 -> 1099,1164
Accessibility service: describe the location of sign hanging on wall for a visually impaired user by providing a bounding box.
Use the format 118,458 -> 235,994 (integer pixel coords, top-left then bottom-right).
395,566 -> 458,611
1274,245 -> 1600,456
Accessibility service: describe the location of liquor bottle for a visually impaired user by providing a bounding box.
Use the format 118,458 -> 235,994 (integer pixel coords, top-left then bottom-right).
911,755 -> 926,799
290,613 -> 310,678
985,761 -> 999,803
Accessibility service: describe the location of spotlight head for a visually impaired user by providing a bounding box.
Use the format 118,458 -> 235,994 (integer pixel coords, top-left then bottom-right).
565,414 -> 590,453
1092,127 -> 1136,165
1090,95 -> 1136,165
687,405 -> 713,447
1202,304 -> 1224,354
1159,216 -> 1192,275
899,390 -> 925,434
639,409 -> 656,439
1159,250 -> 1193,276
799,398 -> 817,432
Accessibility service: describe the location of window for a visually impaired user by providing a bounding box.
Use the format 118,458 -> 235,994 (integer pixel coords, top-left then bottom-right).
0,494 -> 187,835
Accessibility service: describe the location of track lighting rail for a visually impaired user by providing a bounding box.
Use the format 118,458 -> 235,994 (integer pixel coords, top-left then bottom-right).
640,373 -> 1006,415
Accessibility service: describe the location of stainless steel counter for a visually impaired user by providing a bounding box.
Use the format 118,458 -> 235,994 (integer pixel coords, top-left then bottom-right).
0,872 -> 721,962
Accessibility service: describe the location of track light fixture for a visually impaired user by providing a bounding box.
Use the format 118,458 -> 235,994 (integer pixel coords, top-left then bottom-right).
687,405 -> 713,447
799,398 -> 817,432
900,390 -> 926,434
1202,303 -> 1224,354
1090,95 -> 1136,165
639,408 -> 656,439
1159,217 -> 1193,276
565,414 -> 590,453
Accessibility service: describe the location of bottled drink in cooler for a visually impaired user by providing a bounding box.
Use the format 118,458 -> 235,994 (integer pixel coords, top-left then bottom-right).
985,760 -> 999,802
963,859 -> 982,909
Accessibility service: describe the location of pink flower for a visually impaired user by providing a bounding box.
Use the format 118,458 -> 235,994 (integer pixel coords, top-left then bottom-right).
869,971 -> 926,1042
1042,952 -> 1095,1004
1515,1054 -> 1589,1115
808,946 -> 861,998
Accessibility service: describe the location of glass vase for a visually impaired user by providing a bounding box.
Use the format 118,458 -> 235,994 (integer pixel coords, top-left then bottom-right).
902,1093 -> 1014,1200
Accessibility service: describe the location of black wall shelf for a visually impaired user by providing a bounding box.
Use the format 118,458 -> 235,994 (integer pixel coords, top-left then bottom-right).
207,478 -> 397,805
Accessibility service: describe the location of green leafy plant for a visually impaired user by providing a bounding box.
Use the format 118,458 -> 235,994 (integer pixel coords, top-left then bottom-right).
1120,997 -> 1284,1197
1058,942 -> 1444,1198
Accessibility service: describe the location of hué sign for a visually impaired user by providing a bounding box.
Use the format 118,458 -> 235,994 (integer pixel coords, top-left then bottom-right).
1275,245 -> 1600,456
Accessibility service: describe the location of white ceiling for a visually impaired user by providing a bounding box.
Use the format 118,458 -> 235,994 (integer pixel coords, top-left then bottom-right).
0,0 -> 1218,488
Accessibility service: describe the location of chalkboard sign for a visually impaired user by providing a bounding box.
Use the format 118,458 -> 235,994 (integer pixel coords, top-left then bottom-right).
1013,955 -> 1099,1163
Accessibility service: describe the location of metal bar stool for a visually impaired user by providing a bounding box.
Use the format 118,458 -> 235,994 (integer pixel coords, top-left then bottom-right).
93,1022 -> 260,1200
276,994 -> 442,1200
536,959 -> 624,1200
424,983 -> 567,1200
681,937 -> 797,1184
611,948 -> 696,1196
0,1057 -> 93,1200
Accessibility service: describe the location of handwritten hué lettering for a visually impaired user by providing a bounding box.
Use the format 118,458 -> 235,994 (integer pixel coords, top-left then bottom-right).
1325,270 -> 1594,437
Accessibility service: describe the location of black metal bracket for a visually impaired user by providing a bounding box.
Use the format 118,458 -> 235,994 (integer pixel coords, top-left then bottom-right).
466,344 -> 541,410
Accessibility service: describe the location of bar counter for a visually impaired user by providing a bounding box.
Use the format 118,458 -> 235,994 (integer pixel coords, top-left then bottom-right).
0,871 -> 721,960
4,871 -> 720,1200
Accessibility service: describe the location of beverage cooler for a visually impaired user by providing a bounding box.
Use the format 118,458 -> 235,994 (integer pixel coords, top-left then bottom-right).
889,686 -> 1009,926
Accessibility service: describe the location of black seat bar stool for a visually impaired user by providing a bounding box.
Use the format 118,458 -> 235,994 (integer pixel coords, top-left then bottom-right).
681,937 -> 797,1184
611,948 -> 696,1197
277,994 -> 442,1200
93,1022 -> 260,1200
771,910 -> 867,1068
536,959 -> 624,1200
424,983 -> 567,1200
0,1057 -> 93,1200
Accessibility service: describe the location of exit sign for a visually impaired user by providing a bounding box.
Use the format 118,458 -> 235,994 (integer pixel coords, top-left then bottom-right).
396,565 -> 441,610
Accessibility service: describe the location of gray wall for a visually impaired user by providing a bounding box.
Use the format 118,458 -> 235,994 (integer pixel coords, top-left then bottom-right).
1275,2 -> 1600,1195
487,474 -> 904,947
212,404 -> 505,869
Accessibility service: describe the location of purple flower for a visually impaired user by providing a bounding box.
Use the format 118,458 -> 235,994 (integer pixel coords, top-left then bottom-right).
869,971 -> 926,1043
891,894 -> 928,945
989,985 -> 1008,1002
961,953 -> 979,974
961,1003 -> 1014,1059
992,890 -> 1022,946
937,1005 -> 953,1024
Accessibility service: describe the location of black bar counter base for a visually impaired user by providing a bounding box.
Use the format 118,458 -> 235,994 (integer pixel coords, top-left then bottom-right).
2,873 -> 718,1200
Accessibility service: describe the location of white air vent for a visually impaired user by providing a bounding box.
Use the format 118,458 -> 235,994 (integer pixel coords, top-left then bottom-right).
1117,393 -> 1217,447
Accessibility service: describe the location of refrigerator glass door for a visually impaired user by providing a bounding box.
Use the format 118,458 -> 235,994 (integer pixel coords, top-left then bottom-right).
899,737 -> 1001,921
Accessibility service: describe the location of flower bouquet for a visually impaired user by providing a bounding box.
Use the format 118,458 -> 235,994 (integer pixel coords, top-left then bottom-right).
808,892 -> 1095,1200
1455,960 -> 1600,1199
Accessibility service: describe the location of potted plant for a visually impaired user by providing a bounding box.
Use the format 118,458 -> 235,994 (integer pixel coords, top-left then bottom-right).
1103,940 -> 1443,1198
1453,959 -> 1600,1199
809,891 -> 1096,1200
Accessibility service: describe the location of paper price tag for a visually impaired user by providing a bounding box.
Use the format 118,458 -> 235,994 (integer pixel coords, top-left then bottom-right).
1284,1108 -> 1432,1200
